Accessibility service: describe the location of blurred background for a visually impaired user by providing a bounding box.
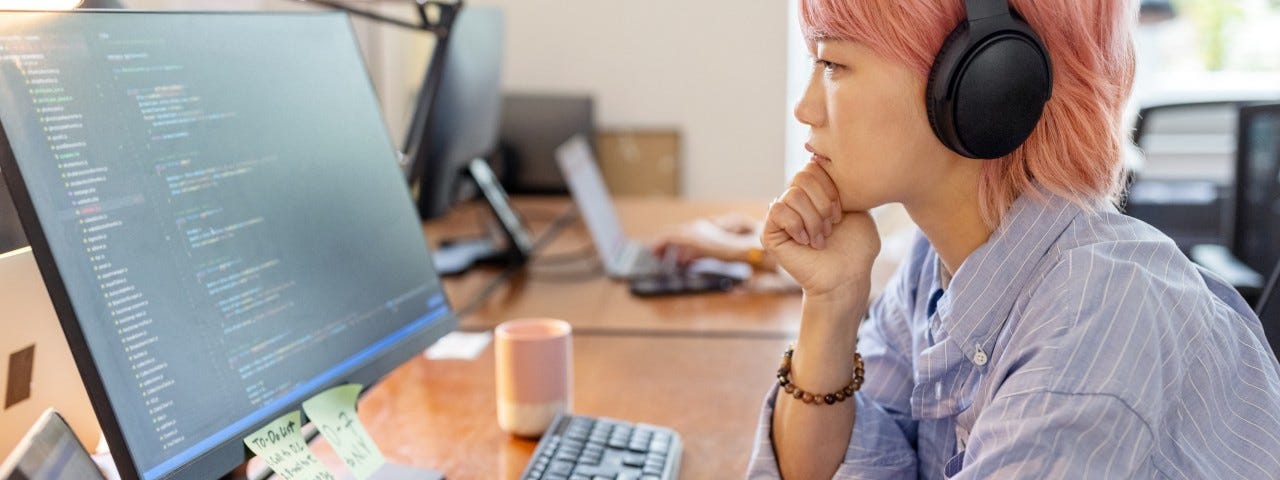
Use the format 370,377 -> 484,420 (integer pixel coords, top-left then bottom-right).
3,0 -> 1279,301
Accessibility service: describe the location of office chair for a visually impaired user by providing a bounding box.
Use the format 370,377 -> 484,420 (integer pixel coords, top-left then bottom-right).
1189,102 -> 1280,304
1126,100 -> 1271,252
1256,259 -> 1280,362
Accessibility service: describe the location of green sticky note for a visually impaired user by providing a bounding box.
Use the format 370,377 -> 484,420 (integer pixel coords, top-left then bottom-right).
243,410 -> 336,480
302,384 -> 387,480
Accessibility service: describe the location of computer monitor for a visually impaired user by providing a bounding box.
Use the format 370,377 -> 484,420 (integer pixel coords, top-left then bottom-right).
406,6 -> 504,220
1,409 -> 105,480
1232,103 -> 1280,275
498,94 -> 596,195
0,10 -> 456,480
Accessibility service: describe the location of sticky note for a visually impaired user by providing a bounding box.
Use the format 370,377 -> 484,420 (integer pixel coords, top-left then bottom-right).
243,410 -> 336,480
302,384 -> 386,480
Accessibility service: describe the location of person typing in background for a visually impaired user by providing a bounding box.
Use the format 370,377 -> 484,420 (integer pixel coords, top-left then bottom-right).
749,0 -> 1280,478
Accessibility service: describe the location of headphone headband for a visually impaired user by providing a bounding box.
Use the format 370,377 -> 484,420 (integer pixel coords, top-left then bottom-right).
964,0 -> 1010,22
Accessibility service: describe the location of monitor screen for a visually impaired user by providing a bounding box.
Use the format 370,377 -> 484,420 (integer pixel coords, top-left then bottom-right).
1235,104 -> 1280,275
0,11 -> 455,480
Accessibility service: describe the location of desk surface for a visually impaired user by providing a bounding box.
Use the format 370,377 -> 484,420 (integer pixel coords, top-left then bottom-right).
425,196 -> 804,337
331,196 -> 911,479
319,334 -> 788,479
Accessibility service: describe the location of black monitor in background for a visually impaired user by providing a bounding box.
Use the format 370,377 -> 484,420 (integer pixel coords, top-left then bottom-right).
498,94 -> 595,194
0,11 -> 456,480
1232,103 -> 1280,276
402,6 -> 534,275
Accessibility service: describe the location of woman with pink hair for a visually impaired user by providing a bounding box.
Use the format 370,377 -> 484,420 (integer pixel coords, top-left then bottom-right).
749,0 -> 1280,478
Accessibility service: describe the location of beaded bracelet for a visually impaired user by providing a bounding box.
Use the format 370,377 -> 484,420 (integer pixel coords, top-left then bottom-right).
776,345 -> 864,405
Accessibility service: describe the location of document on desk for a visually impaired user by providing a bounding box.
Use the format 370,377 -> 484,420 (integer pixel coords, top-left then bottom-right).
424,331 -> 492,360
302,384 -> 387,480
243,410 -> 336,480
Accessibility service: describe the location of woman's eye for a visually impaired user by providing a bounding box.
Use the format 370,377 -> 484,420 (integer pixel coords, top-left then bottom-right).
813,58 -> 839,75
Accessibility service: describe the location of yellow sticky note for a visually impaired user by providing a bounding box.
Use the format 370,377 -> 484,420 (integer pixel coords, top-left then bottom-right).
302,384 -> 387,480
243,410 -> 337,480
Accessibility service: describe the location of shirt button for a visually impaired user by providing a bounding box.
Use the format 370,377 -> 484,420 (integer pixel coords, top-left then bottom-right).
973,348 -> 988,366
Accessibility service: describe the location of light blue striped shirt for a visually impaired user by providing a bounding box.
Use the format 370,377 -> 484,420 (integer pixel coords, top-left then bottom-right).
748,189 -> 1280,478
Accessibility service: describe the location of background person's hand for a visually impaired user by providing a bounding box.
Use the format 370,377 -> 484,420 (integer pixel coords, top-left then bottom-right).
762,160 -> 880,303
652,215 -> 763,267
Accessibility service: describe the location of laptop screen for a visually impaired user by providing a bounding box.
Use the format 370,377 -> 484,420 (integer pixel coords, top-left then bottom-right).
555,135 -> 629,262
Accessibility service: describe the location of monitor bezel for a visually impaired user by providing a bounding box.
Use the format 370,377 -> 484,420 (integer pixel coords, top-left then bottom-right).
0,9 -> 457,480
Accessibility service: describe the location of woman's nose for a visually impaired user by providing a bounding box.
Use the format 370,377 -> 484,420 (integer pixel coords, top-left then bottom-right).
794,75 -> 826,128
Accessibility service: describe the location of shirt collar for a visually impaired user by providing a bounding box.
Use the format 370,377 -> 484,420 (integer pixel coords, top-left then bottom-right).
931,187 -> 1082,369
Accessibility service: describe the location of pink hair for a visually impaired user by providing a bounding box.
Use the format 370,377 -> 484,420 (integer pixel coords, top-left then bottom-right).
799,0 -> 1137,227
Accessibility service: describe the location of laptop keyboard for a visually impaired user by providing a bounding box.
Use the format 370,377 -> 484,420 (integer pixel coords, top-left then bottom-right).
520,413 -> 682,480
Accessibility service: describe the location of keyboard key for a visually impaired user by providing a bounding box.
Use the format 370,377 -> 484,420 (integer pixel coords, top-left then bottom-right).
649,439 -> 668,453
622,452 -> 646,467
643,461 -> 664,476
549,460 -> 575,476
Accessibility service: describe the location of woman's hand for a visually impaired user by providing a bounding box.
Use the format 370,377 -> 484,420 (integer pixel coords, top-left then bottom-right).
762,161 -> 880,304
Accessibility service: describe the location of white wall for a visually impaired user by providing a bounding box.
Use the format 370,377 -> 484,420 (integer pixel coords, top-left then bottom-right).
784,0 -> 808,182
467,0 -> 789,200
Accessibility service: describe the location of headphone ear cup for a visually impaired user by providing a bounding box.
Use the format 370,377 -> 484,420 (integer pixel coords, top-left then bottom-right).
926,14 -> 1053,159
926,22 -> 971,154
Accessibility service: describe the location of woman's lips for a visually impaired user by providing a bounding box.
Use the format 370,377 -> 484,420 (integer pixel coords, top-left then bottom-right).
805,143 -> 831,163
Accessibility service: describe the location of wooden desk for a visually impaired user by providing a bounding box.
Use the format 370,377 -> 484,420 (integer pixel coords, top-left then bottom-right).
424,196 -> 804,336
320,335 -> 789,479
332,196 -> 915,479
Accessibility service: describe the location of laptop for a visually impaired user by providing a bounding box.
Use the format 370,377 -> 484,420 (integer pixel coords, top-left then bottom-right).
554,135 -> 751,280
1,409 -> 105,480
0,248 -> 101,457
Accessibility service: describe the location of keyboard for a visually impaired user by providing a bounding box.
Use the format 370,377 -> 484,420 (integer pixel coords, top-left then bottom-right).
621,242 -> 666,277
520,413 -> 683,480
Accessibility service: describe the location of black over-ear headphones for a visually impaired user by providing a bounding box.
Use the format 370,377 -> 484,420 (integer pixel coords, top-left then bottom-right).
926,0 -> 1053,159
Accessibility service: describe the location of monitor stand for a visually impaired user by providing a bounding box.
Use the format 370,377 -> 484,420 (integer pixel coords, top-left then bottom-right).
432,158 -> 535,276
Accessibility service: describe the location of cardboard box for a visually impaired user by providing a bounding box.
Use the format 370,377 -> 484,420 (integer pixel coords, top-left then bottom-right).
595,129 -> 681,197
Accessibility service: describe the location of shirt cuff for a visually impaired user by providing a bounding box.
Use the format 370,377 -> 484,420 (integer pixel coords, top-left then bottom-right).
747,383 -> 918,479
